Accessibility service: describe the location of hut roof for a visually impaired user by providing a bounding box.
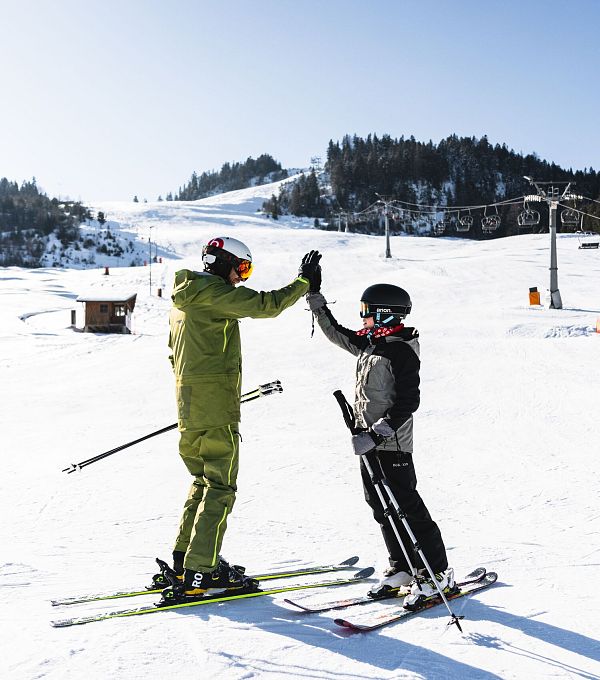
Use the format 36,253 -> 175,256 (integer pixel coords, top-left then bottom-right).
76,293 -> 137,303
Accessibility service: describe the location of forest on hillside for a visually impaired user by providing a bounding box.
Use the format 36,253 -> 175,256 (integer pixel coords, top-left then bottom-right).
174,154 -> 288,201
263,134 -> 600,238
0,178 -> 91,266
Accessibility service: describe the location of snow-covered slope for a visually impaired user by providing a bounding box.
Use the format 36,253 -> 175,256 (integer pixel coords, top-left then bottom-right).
1,180 -> 599,680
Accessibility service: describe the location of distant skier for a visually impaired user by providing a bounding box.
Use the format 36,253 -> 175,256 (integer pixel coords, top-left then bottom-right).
162,237 -> 321,602
307,283 -> 454,604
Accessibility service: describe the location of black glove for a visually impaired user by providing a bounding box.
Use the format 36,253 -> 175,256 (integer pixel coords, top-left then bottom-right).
299,250 -> 322,292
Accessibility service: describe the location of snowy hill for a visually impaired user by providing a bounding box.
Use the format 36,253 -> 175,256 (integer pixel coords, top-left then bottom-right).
1,179 -> 600,680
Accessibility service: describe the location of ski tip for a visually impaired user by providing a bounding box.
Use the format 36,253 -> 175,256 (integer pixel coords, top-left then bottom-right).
465,567 -> 486,581
340,556 -> 360,567
333,618 -> 364,631
283,598 -> 309,611
354,567 -> 375,579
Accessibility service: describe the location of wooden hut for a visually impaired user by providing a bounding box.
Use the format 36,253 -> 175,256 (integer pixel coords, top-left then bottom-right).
76,293 -> 137,334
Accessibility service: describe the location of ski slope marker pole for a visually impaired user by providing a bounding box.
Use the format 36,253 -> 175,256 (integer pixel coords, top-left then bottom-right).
62,380 -> 283,474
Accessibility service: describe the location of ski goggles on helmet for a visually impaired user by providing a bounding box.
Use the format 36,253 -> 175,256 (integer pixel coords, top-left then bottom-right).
236,259 -> 253,280
203,245 -> 253,280
360,301 -> 406,323
360,301 -> 373,318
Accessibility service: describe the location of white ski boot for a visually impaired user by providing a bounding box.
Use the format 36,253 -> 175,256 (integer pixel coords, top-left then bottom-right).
403,567 -> 456,610
368,566 -> 422,599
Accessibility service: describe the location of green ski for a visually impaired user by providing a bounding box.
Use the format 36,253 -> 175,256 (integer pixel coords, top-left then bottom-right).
52,556 -> 360,606
51,567 -> 374,627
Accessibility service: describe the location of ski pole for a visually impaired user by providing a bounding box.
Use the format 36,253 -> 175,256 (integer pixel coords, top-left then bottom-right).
333,390 -> 464,632
333,390 -> 420,579
62,380 -> 283,474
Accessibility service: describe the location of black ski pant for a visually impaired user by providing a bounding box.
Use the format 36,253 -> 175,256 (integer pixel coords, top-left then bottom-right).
360,450 -> 448,574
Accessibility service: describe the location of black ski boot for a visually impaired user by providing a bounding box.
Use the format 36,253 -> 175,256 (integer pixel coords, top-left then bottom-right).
158,560 -> 258,605
149,553 -> 246,591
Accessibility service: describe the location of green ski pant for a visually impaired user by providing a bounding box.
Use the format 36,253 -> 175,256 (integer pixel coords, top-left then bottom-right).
174,424 -> 239,572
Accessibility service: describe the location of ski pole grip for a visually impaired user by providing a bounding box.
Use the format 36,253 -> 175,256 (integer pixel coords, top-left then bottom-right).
333,390 -> 359,435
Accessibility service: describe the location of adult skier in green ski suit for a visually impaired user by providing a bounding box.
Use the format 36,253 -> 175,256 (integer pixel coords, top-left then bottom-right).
163,236 -> 321,602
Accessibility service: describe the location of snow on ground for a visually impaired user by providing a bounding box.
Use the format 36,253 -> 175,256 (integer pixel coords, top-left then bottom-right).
1,181 -> 600,680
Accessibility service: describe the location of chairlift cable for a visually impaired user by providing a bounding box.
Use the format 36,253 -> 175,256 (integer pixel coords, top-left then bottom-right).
571,194 -> 600,207
556,203 -> 600,223
385,195 -> 527,211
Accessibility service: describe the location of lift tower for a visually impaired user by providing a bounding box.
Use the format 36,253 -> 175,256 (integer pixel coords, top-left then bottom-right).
523,178 -> 575,310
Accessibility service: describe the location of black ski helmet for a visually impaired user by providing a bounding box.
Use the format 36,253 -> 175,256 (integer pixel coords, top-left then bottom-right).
360,283 -> 412,325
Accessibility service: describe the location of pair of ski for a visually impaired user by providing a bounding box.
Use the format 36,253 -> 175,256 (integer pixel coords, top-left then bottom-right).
50,558 -> 497,629
289,567 -> 497,631
51,556 -> 369,627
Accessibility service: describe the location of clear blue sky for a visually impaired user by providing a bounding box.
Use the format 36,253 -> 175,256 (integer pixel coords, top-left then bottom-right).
1,0 -> 599,201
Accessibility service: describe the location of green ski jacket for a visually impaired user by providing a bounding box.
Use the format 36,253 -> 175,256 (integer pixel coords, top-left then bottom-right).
169,269 -> 309,430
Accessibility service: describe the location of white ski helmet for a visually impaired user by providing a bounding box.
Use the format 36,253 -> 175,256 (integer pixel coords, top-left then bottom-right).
202,236 -> 253,280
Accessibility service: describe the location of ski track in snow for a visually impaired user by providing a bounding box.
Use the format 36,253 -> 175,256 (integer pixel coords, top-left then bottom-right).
1,180 -> 600,680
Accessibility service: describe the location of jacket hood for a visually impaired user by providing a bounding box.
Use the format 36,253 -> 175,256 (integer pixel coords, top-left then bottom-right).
171,269 -> 226,308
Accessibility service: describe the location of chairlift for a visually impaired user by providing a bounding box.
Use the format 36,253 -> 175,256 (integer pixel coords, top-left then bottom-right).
433,220 -> 445,236
578,224 -> 600,248
456,210 -> 473,232
576,219 -> 600,249
560,208 -> 579,228
481,205 -> 501,234
517,201 -> 541,228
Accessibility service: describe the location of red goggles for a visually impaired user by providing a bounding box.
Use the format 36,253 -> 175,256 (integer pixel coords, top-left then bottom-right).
237,259 -> 253,280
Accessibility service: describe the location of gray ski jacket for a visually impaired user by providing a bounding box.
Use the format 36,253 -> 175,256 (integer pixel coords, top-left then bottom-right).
309,294 -> 420,453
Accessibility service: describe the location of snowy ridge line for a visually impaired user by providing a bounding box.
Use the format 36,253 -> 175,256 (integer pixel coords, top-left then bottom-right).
50,567 -> 375,628
51,555 -> 361,606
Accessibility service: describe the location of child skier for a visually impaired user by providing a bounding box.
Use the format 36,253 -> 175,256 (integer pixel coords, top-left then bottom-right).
307,283 -> 454,606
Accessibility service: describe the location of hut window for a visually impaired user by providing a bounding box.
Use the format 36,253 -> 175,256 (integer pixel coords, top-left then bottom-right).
100,304 -> 109,313
114,304 -> 126,317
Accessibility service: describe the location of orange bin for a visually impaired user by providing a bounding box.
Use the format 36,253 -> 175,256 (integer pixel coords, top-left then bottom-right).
529,287 -> 541,305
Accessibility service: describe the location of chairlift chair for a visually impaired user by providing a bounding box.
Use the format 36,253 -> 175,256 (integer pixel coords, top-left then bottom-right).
579,239 -> 599,249
481,205 -> 501,234
577,222 -> 600,249
456,210 -> 473,233
561,208 -> 579,228
517,201 -> 541,228
433,220 -> 445,236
